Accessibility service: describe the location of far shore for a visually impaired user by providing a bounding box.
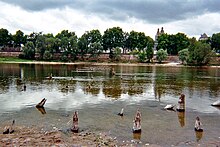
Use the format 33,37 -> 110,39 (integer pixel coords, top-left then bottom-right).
1,60 -> 220,68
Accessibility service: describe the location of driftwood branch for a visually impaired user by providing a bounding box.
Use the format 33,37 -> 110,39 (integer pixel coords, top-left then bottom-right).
36,98 -> 47,108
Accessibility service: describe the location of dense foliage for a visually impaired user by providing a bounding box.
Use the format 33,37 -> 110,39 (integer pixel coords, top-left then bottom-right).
0,27 -> 220,65
187,38 -> 215,65
178,48 -> 189,64
157,33 -> 190,55
156,49 -> 168,63
211,33 -> 220,53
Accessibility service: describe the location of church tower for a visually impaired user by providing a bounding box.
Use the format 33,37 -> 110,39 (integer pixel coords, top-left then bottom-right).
154,27 -> 165,54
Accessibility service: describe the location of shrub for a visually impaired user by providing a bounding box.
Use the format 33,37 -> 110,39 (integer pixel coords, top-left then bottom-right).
156,49 -> 168,63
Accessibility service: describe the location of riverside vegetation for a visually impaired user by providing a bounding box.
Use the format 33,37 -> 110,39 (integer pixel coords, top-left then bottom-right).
0,27 -> 220,66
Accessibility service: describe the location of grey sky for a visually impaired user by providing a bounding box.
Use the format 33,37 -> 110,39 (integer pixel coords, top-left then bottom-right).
2,0 -> 220,23
0,0 -> 220,38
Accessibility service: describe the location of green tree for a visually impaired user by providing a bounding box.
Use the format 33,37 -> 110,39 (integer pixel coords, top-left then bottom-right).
113,47 -> 122,61
56,30 -> 78,61
170,33 -> 189,55
137,51 -> 146,62
27,32 -> 41,46
178,48 -> 189,64
21,41 -> 35,59
88,42 -> 103,59
35,33 -> 46,59
35,33 -> 59,60
135,46 -> 154,63
78,30 -> 102,60
124,31 -> 154,62
187,39 -> 214,65
156,49 -> 168,63
45,36 -> 56,53
68,35 -> 78,60
56,30 -> 75,39
12,30 -> 27,47
137,32 -> 149,51
125,31 -> 154,52
102,27 -> 124,59
77,35 -> 88,60
157,33 -> 169,52
87,29 -> 102,43
0,28 -> 12,47
42,35 -> 59,60
122,32 -> 129,53
157,33 -> 189,55
145,36 -> 154,62
211,32 -> 220,53
146,46 -> 154,63
43,50 -> 53,60
125,31 -> 139,51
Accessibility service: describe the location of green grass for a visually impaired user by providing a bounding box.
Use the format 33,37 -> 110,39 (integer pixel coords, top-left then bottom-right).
0,57 -> 33,63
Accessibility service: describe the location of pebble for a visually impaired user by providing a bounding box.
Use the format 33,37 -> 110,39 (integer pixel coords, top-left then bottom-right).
53,127 -> 58,130
24,138 -> 31,142
1,138 -> 9,142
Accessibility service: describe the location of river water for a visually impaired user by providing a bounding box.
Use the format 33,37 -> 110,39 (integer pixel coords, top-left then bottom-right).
0,63 -> 220,146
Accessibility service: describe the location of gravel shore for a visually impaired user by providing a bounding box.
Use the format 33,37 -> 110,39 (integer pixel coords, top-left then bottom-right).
0,126 -> 120,146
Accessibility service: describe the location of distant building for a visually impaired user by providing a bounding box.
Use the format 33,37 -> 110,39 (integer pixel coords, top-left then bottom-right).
155,27 -> 165,41
199,33 -> 209,41
154,27 -> 165,53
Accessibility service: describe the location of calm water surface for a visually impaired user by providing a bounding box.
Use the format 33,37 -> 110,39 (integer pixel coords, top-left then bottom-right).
0,63 -> 220,146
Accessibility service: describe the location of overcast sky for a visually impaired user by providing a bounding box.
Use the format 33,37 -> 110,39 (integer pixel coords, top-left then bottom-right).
1,0 -> 220,39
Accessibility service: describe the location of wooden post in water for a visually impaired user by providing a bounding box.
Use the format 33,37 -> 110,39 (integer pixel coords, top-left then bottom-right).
71,111 -> 79,133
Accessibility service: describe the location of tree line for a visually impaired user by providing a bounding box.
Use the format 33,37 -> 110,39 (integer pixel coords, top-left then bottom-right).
0,27 -> 220,65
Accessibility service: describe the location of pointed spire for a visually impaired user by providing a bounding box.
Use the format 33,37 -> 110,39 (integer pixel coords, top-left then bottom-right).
156,28 -> 160,35
160,27 -> 164,34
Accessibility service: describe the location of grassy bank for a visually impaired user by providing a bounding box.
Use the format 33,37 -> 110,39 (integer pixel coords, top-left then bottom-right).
0,57 -> 33,63
0,57 -> 219,67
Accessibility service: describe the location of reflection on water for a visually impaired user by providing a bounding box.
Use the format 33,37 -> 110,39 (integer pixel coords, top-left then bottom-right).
0,63 -> 220,146
36,107 -> 46,115
177,111 -> 185,127
195,131 -> 203,142
0,63 -> 219,113
133,132 -> 141,140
